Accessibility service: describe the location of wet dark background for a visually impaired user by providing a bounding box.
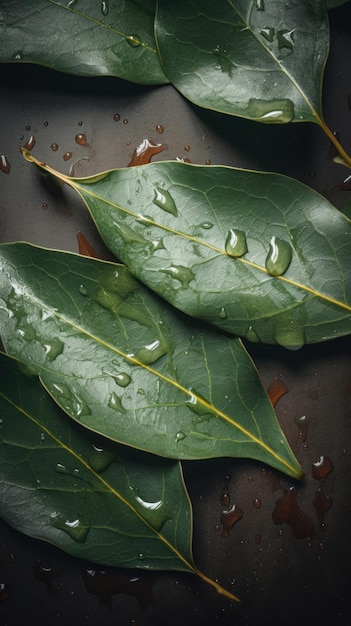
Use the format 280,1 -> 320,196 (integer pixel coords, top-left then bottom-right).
1,3 -> 351,625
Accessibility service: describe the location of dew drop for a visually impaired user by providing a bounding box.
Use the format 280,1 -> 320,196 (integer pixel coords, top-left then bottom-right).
274,322 -> 305,351
88,443 -> 118,473
134,339 -> 168,365
225,229 -> 248,258
68,0 -> 78,7
246,98 -> 295,123
160,265 -> 195,288
265,236 -> 292,276
312,455 -> 333,481
101,0 -> 109,15
156,124 -> 164,134
53,516 -> 89,542
123,118 -> 128,124
186,390 -> 213,422
153,187 -> 178,216
113,372 -> 131,387
108,392 -> 125,413
79,284 -> 88,296
255,0 -> 264,9
245,325 -> 260,343
199,221 -> 213,229
51,143 -> 58,151
63,151 -> 72,161
113,113 -> 120,121
313,489 -> 333,522
184,145 -> 190,152
221,504 -> 243,538
260,27 -> 275,42
272,487 -> 315,539
219,306 -> 227,319
253,498 -> 262,509
0,154 -> 10,174
44,338 -> 64,362
75,133 -> 87,145
126,35 -> 141,47
23,135 -> 36,151
175,431 -> 186,442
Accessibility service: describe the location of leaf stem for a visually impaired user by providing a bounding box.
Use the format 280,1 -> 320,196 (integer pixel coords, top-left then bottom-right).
316,114 -> 351,170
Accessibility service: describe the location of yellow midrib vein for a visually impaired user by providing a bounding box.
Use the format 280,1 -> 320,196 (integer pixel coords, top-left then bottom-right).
0,388 -> 239,602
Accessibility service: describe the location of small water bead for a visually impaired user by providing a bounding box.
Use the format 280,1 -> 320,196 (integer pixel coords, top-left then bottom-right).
0,154 -> 10,174
199,221 -> 213,229
123,119 -> 128,124
245,326 -> 260,343
43,338 -> 64,362
88,443 -> 118,472
113,113 -> 121,121
79,284 -> 88,296
221,504 -> 243,538
225,229 -> 248,258
277,29 -> 295,51
156,124 -> 164,134
219,307 -> 227,319
101,0 -> 109,15
113,372 -> 131,387
175,431 -> 186,442
126,35 -> 141,47
153,187 -> 178,216
253,498 -> 262,509
63,151 -> 72,161
75,133 -> 87,145
51,143 -> 58,151
312,455 -> 333,481
265,236 -> 292,276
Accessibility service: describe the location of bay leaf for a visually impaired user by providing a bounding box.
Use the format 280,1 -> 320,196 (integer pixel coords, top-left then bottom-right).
23,152 -> 351,348
155,0 -> 328,122
0,352 -> 238,601
0,0 -> 168,84
0,242 -> 302,478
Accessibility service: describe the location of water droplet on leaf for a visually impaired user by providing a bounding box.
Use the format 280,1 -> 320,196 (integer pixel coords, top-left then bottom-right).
265,236 -> 292,276
160,265 -> 195,287
219,307 -> 227,319
247,98 -> 295,123
101,0 -> 109,15
108,392 -> 125,412
44,338 -> 64,362
225,229 -> 248,257
53,516 -> 89,542
134,339 -> 168,365
153,187 -> 178,216
88,443 -> 119,472
260,27 -> 275,42
113,372 -> 131,387
175,431 -> 186,442
277,29 -> 295,51
199,221 -> 213,229
126,35 -> 141,47
245,326 -> 260,343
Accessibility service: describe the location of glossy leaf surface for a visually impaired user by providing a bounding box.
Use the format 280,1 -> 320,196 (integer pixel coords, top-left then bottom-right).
24,153 -> 351,349
0,353 -> 194,573
0,0 -> 168,84
155,0 -> 329,122
0,242 -> 302,478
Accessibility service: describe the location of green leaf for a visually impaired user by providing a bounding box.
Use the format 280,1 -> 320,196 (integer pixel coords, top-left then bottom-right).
0,242 -> 302,478
0,352 -> 239,600
325,0 -> 350,8
0,0 -> 168,84
23,152 -> 351,349
155,0 -> 329,122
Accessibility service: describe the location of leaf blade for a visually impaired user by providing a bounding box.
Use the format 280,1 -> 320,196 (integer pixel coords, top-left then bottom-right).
155,0 -> 329,122
0,242 -> 302,478
0,0 -> 168,84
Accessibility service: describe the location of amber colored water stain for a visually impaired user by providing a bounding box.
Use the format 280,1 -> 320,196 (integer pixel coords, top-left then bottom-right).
272,487 -> 315,538
76,231 -> 102,259
221,504 -> 243,538
33,560 -> 57,590
313,489 -> 333,522
0,582 -> 10,601
312,455 -> 333,481
0,154 -> 10,174
266,379 -> 288,407
128,139 -> 167,166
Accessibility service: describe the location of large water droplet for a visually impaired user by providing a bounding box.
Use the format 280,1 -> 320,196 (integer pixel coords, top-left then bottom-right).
108,392 -> 125,413
246,98 -> 295,123
88,443 -> 119,473
113,372 -> 131,387
53,515 -> 89,542
160,265 -> 195,287
265,236 -> 292,276
68,0 -> 78,7
43,338 -> 64,362
274,323 -> 305,351
277,29 -> 295,51
134,339 -> 168,365
175,431 -> 186,442
225,229 -> 248,258
260,27 -> 275,42
126,35 -> 141,47
153,187 -> 178,216
186,389 -> 213,422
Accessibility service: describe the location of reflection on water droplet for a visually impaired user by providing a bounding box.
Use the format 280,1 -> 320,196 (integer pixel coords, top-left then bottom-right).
101,0 -> 109,15
127,35 -> 141,47
44,338 -> 64,362
175,431 -> 186,442
113,113 -> 120,121
160,265 -> 195,287
247,98 -> 295,123
221,504 -> 243,538
79,284 -> 88,296
225,229 -> 248,258
51,143 -> 58,151
260,27 -> 275,42
68,0 -> 78,7
53,515 -> 89,542
108,392 -> 125,412
75,133 -> 87,145
153,187 -> 178,216
219,306 -> 227,319
272,487 -> 315,539
245,326 -> 260,343
134,339 -> 168,365
113,372 -> 131,387
88,443 -> 118,472
23,135 -> 36,151
63,151 -> 72,161
277,29 -> 295,51
0,154 -> 10,174
265,236 -> 292,276
255,0 -> 264,10
312,455 -> 333,481
313,489 -> 333,522
186,389 -> 213,422
274,323 -> 305,351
